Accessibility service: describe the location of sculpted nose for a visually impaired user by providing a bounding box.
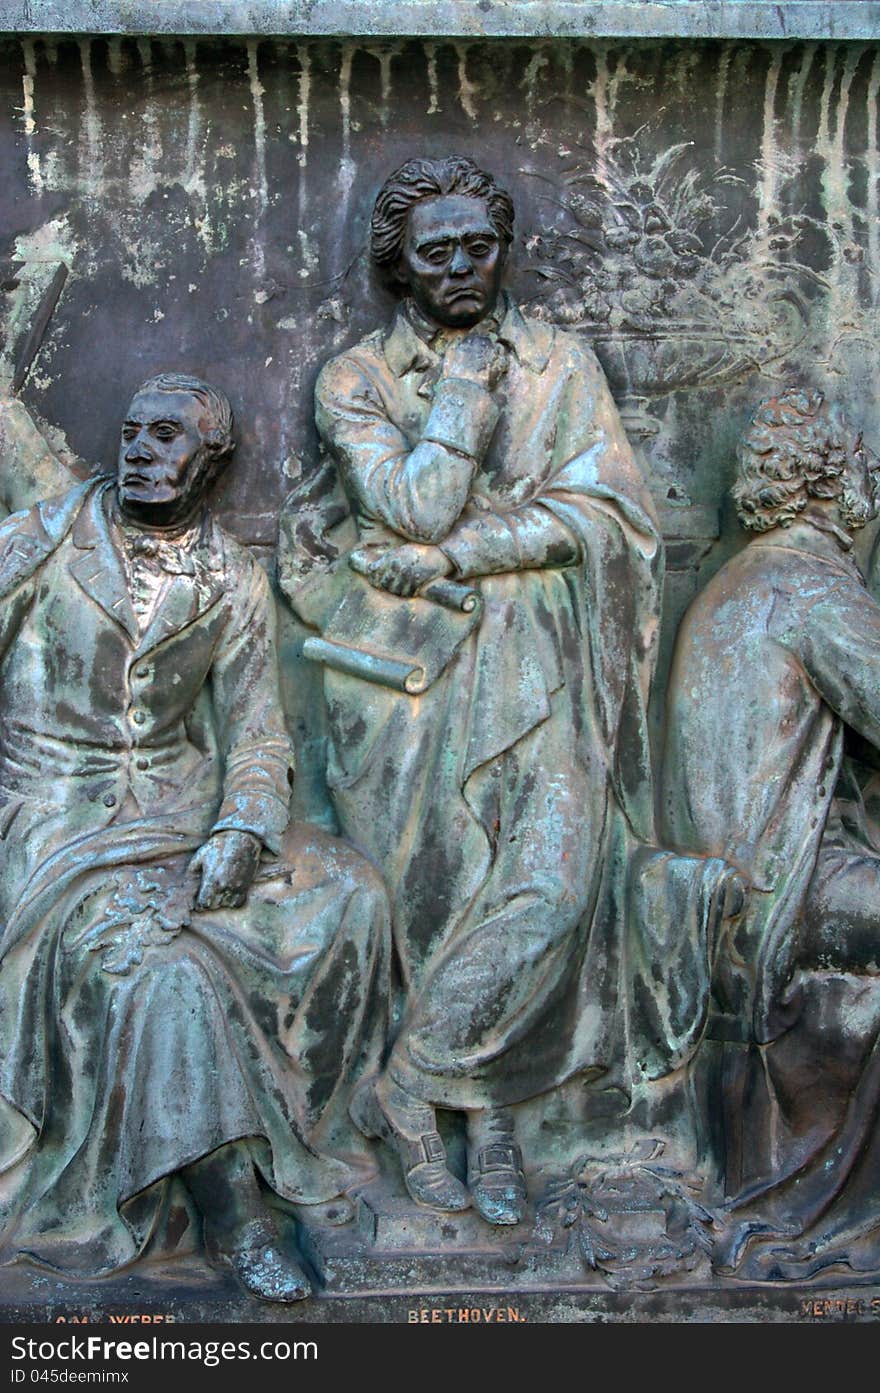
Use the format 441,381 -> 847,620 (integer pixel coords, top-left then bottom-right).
125,438 -> 153,463
449,244 -> 472,276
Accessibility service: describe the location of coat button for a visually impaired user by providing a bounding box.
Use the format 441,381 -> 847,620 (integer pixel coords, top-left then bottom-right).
135,665 -> 149,679
132,710 -> 146,725
103,793 -> 116,807
136,757 -> 149,771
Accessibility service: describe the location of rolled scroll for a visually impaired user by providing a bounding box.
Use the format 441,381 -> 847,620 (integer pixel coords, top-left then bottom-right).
303,554 -> 483,694
303,635 -> 428,694
419,577 -> 480,614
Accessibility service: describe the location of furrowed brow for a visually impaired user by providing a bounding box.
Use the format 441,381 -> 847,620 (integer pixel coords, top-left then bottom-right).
414,224 -> 496,253
414,233 -> 455,253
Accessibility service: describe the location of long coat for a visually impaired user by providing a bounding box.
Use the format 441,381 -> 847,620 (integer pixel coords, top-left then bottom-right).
662,516 -> 880,1043
662,516 -> 880,1277
0,479 -> 389,1276
283,295 -> 675,1110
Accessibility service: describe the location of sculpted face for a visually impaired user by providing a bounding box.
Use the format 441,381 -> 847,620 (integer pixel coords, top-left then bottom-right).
397,193 -> 506,329
117,387 -> 217,528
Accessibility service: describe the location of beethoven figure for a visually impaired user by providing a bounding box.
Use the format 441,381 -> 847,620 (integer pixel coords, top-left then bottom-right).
281,158 -> 664,1224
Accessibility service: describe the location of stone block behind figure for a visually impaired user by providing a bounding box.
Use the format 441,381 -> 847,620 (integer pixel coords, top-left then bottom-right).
0,373 -> 391,1303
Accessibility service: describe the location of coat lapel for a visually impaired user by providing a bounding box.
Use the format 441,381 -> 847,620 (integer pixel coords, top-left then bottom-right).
69,483 -> 227,654
383,295 -> 555,381
69,482 -> 139,642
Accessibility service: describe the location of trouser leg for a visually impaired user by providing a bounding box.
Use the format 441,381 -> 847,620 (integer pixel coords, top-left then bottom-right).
182,1140 -> 265,1245
182,1141 -> 313,1303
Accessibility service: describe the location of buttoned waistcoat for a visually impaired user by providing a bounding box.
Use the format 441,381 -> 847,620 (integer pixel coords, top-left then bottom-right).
0,478 -> 292,892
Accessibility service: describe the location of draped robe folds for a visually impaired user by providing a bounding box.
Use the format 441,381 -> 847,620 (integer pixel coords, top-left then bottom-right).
662,521 -> 880,1278
281,297 -> 727,1109
0,480 -> 390,1276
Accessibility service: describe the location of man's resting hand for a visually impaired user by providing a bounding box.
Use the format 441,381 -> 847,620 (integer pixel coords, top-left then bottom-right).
189,829 -> 263,911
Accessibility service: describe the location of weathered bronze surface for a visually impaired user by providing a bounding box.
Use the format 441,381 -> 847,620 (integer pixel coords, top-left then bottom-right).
663,387 -> 880,1282
280,153 -> 739,1240
1,8 -> 880,1323
0,372 -> 390,1304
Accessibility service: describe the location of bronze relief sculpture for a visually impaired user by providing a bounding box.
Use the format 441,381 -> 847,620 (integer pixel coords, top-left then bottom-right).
664,388 -> 880,1281
283,157 -> 666,1225
0,373 -> 390,1302
280,156 -> 742,1240
0,9 -> 879,1315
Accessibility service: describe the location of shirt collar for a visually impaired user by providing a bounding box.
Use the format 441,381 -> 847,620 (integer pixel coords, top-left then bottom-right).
76,481 -> 223,574
382,291 -> 554,378
118,518 -> 203,574
800,508 -> 856,555
753,511 -> 865,583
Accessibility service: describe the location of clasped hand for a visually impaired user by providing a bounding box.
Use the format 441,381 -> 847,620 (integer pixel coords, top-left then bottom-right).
350,330 -> 505,598
351,542 -> 452,597
441,333 -> 509,392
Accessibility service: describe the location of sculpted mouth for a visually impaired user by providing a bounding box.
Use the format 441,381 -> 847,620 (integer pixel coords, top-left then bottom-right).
121,472 -> 168,493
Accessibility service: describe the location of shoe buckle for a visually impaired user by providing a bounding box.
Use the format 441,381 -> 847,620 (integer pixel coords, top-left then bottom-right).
420,1131 -> 446,1165
403,1130 -> 447,1171
478,1144 -> 520,1173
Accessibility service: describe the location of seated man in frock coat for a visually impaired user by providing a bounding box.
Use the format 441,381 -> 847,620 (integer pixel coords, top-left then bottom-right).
0,373 -> 390,1303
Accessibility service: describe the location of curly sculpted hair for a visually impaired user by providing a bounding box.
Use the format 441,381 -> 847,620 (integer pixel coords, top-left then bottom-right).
733,388 -> 852,532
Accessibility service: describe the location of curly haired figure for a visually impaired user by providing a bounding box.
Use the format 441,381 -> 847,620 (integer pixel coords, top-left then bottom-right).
663,386 -> 880,1280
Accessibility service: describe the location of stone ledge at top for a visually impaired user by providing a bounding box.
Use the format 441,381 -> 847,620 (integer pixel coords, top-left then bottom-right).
0,0 -> 878,41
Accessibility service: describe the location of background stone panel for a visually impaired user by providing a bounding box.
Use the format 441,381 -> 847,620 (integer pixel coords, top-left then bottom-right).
2,31 -> 878,803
